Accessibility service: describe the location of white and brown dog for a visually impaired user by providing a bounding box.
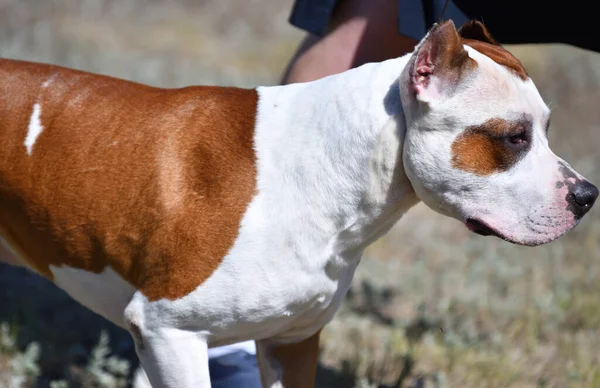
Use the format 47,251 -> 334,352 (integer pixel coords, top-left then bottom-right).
0,20 -> 597,387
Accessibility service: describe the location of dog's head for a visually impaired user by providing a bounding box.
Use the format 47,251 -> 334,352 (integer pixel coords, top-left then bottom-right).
399,20 -> 598,246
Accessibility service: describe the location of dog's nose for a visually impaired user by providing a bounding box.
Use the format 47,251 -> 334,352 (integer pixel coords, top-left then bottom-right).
568,180 -> 599,217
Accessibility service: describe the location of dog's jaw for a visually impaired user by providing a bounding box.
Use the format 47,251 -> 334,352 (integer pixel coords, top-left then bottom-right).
465,216 -> 579,247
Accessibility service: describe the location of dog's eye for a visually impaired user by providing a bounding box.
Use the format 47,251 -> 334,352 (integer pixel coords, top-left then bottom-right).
505,131 -> 529,149
509,133 -> 526,144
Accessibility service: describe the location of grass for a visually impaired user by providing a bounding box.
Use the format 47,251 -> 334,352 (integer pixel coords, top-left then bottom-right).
2,0 -> 600,387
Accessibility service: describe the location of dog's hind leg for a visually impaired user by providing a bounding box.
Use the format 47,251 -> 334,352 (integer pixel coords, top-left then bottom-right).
256,329 -> 321,388
124,298 -> 211,388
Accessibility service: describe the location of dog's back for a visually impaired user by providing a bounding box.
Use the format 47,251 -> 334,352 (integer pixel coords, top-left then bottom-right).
0,58 -> 259,312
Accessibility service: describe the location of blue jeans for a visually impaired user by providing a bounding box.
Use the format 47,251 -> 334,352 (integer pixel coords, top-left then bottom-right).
208,350 -> 262,388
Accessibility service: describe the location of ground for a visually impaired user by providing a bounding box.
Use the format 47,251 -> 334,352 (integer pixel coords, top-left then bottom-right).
1,0 -> 600,387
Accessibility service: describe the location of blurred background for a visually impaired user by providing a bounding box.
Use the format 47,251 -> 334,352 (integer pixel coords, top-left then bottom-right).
1,0 -> 600,387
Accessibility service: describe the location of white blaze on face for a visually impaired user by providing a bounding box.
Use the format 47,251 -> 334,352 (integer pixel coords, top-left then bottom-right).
25,103 -> 43,155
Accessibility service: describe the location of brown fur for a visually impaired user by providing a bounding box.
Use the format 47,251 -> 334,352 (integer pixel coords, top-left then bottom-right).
439,21 -> 533,176
413,20 -> 527,99
259,330 -> 322,388
0,58 -> 258,301
458,20 -> 528,80
451,117 -> 532,175
0,21 -> 527,304
458,20 -> 501,45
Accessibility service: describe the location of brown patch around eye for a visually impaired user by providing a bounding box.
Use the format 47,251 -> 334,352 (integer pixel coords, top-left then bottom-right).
451,117 -> 532,176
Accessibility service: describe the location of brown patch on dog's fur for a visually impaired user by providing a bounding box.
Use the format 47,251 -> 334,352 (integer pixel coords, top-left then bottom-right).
0,58 -> 258,301
458,20 -> 500,45
411,20 -> 528,100
451,116 -> 532,175
458,20 -> 528,80
259,330 -> 322,388
462,38 -> 528,81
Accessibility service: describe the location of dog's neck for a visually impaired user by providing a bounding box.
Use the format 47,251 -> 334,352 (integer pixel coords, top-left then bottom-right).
255,55 -> 419,263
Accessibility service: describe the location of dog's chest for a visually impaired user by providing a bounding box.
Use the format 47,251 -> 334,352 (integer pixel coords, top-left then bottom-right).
222,269 -> 357,344
266,256 -> 360,336
149,245 -> 362,346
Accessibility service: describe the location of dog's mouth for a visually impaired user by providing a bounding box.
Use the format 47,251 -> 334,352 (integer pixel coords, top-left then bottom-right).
465,215 -> 577,247
465,218 -> 504,239
464,218 -> 527,245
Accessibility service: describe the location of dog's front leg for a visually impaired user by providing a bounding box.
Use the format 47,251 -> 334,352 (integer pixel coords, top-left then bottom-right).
130,326 -> 210,388
256,329 -> 321,388
124,299 -> 211,388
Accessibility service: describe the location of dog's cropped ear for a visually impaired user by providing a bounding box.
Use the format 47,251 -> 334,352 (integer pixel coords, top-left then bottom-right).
411,20 -> 475,102
458,20 -> 500,46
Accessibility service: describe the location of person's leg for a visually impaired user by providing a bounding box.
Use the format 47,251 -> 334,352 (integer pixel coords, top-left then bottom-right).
282,0 -> 419,84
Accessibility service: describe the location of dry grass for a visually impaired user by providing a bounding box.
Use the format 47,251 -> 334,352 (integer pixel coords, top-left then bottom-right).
1,1 -> 600,387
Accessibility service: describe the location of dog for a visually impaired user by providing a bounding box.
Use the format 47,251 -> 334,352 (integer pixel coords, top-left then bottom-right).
0,19 -> 596,387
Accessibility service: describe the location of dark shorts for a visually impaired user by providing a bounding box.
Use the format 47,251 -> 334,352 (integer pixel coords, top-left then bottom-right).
288,0 -> 468,41
208,350 -> 262,388
289,0 -> 600,53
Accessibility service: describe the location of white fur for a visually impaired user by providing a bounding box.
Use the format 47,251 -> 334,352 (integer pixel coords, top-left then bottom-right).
50,265 -> 135,327
143,56 -> 416,339
10,28 -> 596,388
400,44 -> 585,246
133,368 -> 152,388
124,40 -> 594,386
24,103 -> 43,155
42,77 -> 53,88
123,55 -> 419,387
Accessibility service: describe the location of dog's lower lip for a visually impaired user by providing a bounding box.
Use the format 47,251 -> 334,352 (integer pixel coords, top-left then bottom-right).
465,218 -> 496,237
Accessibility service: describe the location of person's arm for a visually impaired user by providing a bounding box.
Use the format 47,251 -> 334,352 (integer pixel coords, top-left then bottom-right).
282,0 -> 419,84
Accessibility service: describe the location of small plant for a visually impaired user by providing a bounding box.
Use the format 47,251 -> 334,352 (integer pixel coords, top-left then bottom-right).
85,331 -> 131,388
0,322 -> 40,388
